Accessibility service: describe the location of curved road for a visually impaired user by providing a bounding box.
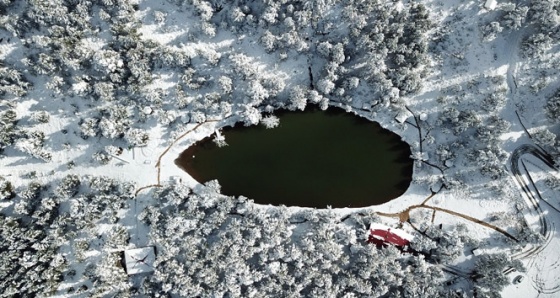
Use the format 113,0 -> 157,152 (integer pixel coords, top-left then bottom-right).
510,145 -> 555,235
504,24 -> 560,294
509,143 -> 560,295
509,144 -> 555,257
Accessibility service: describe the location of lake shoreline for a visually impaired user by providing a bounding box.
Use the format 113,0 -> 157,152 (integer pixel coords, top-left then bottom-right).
175,107 -> 414,208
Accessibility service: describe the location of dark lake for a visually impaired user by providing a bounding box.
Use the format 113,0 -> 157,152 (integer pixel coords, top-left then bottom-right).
175,107 -> 413,208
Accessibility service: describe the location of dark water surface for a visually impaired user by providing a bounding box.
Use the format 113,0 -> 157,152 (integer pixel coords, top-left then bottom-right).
175,108 -> 413,208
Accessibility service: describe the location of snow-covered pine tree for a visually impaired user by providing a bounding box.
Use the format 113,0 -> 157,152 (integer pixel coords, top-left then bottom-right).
261,115 -> 280,129
125,128 -> 149,147
55,174 -> 81,198
472,253 -> 525,297
0,177 -> 15,200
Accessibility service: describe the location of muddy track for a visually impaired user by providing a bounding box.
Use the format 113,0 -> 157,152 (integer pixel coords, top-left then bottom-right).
377,203 -> 518,241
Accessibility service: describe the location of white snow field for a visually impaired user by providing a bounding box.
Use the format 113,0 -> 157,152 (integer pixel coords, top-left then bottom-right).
0,0 -> 559,296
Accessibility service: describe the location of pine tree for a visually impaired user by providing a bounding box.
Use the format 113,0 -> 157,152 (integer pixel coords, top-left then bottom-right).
55,174 -> 81,198
472,253 -> 525,297
261,115 -> 280,129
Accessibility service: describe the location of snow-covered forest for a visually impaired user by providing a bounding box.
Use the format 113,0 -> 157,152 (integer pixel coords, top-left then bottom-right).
1,0 -> 560,296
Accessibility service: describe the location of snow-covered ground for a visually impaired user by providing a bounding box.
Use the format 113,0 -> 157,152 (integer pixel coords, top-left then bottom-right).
1,0 -> 559,296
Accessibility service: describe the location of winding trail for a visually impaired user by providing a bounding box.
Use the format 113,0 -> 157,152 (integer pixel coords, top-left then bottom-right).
506,29 -> 522,96
375,193 -> 518,242
135,120 -> 219,195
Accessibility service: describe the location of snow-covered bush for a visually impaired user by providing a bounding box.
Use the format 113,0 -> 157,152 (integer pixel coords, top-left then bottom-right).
93,150 -> 111,165
0,66 -> 30,96
0,109 -> 17,125
529,0 -> 560,30
477,117 -> 510,145
87,176 -> 117,194
158,110 -> 177,126
190,110 -> 206,123
421,224 -> 464,263
71,79 -> 92,96
93,252 -> 131,295
390,68 -> 422,96
521,33 -> 553,58
45,76 -> 64,94
80,118 -> 99,138
480,164 -> 508,180
480,21 -> 503,41
98,118 -> 123,139
182,68 -> 207,91
31,52 -> 57,75
93,82 -> 115,101
19,181 -> 42,201
153,10 -> 167,23
0,109 -> 18,153
15,130 -> 52,161
14,199 -> 30,215
55,174 -> 81,198
472,253 -> 525,297
288,85 -> 307,111
344,77 -> 360,90
261,115 -> 280,129
467,145 -> 508,179
317,78 -> 335,95
544,176 -> 560,191
241,106 -> 261,126
125,128 -> 149,146
105,225 -> 129,249
247,80 -> 269,105
0,178 -> 15,200
455,111 -> 481,134
230,53 -> 257,79
533,128 -> 557,147
261,76 -> 285,98
317,41 -> 332,58
481,93 -> 506,112
260,30 -> 277,52
30,111 -> 50,123
105,145 -> 122,156
99,104 -> 135,138
212,131 -> 228,148
409,233 -> 438,253
546,90 -> 560,122
218,76 -> 233,94
501,5 -> 529,30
